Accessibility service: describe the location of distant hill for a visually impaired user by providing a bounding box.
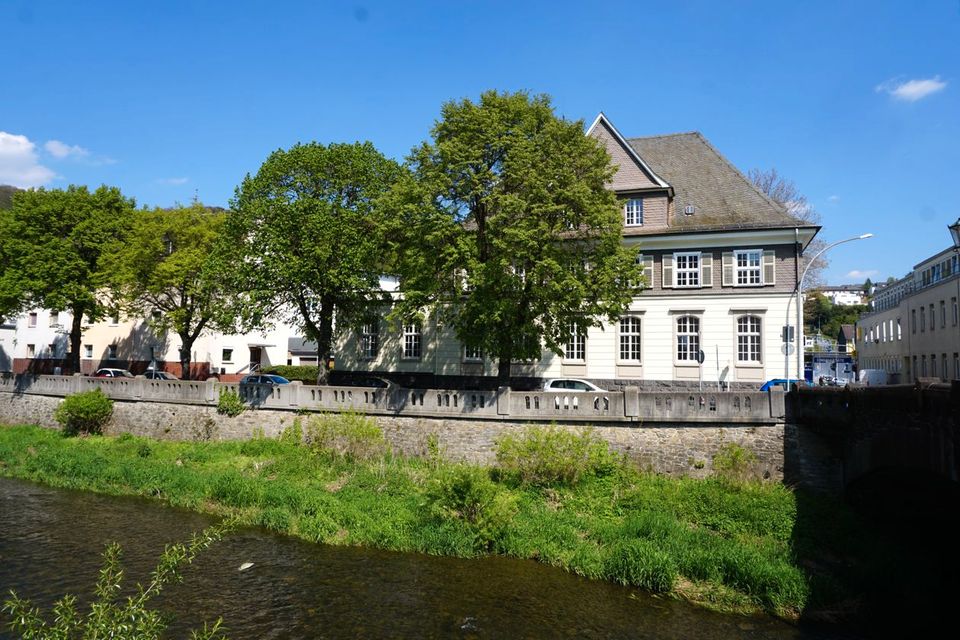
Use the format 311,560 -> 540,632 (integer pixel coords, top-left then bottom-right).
0,185 -> 21,209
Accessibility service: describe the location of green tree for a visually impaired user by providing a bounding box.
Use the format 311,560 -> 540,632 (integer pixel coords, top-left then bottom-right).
386,90 -> 641,384
227,142 -> 403,383
0,186 -> 134,373
103,203 -> 236,379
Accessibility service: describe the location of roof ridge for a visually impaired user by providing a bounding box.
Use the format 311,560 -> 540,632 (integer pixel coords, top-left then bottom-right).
625,131 -> 702,141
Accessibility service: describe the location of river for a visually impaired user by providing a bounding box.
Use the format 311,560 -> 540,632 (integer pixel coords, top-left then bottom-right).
0,477 -> 844,639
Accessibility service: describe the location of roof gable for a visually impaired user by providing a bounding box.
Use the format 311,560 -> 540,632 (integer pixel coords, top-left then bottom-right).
587,113 -> 669,192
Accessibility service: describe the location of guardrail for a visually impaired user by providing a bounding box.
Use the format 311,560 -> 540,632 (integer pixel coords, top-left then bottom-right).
0,373 -> 784,424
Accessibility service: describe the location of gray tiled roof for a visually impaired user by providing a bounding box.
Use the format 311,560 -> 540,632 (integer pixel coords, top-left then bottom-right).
626,132 -> 803,230
288,337 -> 318,353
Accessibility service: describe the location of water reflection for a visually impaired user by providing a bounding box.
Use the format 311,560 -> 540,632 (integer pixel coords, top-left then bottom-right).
0,478 -> 836,639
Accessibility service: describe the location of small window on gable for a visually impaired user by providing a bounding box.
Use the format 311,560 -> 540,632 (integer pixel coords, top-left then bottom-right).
624,198 -> 643,226
222,348 -> 234,362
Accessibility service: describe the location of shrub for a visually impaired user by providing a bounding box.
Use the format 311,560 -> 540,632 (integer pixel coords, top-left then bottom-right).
2,522 -> 233,640
216,388 -> 245,417
262,365 -> 319,384
604,539 -> 677,592
495,426 -> 621,487
425,465 -> 517,551
54,389 -> 113,435
306,411 -> 387,461
713,443 -> 759,483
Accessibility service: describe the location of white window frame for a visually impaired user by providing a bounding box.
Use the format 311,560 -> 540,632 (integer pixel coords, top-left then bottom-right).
107,344 -> 118,359
736,315 -> 763,364
26,344 -> 35,358
624,198 -> 643,226
676,315 -> 701,363
28,313 -> 37,328
463,345 -> 483,362
674,252 -> 700,288
84,344 -> 93,359
360,322 -> 379,360
564,323 -> 586,362
49,311 -> 59,327
402,323 -> 422,360
735,249 -> 762,286
222,348 -> 234,363
618,316 -> 642,363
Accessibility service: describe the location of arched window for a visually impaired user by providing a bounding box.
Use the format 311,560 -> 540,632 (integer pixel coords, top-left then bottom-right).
737,315 -> 762,363
676,316 -> 700,362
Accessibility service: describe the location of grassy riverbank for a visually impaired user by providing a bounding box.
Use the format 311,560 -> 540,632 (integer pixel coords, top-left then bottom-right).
0,420 -> 882,624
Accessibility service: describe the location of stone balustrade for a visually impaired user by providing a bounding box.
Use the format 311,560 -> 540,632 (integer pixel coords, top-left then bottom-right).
0,373 -> 783,424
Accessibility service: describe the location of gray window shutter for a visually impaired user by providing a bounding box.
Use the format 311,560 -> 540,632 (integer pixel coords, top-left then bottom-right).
662,254 -> 674,288
722,252 -> 735,286
763,250 -> 776,285
701,252 -> 713,287
642,254 -> 654,289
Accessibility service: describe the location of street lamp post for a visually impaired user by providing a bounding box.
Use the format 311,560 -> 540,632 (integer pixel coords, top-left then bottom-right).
792,233 -> 873,382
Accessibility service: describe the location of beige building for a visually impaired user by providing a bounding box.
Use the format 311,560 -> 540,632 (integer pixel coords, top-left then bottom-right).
857,240 -> 960,382
335,114 -> 820,388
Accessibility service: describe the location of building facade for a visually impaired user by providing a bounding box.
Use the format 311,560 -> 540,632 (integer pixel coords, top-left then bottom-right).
4,306 -> 301,380
857,240 -> 960,383
811,284 -> 868,306
335,114 -> 819,388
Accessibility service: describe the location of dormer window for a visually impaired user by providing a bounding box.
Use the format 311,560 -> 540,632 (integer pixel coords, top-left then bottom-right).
624,199 -> 643,226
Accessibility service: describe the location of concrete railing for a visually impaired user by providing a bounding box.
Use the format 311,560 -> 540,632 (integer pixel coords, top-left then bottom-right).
0,373 -> 784,424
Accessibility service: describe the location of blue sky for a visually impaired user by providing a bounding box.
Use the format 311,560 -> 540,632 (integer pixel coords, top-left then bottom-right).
1,1 -> 957,285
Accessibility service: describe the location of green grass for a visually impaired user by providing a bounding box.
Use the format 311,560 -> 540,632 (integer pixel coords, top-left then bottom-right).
0,422 -> 877,621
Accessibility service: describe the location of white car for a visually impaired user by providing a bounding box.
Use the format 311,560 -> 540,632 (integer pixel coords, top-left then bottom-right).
542,378 -> 605,392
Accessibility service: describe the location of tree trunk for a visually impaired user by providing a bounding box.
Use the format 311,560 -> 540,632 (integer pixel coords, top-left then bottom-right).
179,334 -> 194,380
497,355 -> 512,388
315,298 -> 334,385
69,305 -> 83,374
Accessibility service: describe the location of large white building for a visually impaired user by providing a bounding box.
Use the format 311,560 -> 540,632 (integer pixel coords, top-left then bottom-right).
334,114 -> 820,389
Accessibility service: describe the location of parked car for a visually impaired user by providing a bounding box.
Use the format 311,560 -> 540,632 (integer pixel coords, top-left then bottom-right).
542,378 -> 605,392
92,368 -> 134,378
144,370 -> 179,381
351,375 -> 395,389
239,374 -> 290,385
759,378 -> 804,391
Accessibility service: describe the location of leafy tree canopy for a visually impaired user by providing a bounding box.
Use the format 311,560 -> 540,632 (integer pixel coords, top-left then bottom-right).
226,141 -> 403,382
0,185 -> 134,372
102,203 -> 236,379
385,90 -> 641,383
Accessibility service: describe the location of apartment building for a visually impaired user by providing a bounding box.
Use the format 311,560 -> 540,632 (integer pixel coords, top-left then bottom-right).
857,239 -> 960,383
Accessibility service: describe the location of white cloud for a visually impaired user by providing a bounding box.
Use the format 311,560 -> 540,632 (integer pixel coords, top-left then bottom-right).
827,195 -> 840,203
44,139 -> 90,159
875,76 -> 947,102
0,131 -> 55,187
846,269 -> 879,280
156,177 -> 189,185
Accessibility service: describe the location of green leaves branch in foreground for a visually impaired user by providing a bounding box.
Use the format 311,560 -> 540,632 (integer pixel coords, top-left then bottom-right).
3,520 -> 235,640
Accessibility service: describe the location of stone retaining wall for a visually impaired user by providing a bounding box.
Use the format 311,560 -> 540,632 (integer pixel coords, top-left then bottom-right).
0,393 -> 788,480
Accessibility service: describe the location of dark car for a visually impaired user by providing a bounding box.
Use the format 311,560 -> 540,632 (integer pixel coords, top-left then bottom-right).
351,375 -> 394,388
144,370 -> 179,381
239,374 -> 290,385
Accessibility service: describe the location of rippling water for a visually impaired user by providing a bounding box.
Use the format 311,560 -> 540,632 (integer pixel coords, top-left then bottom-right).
0,477 -> 838,639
